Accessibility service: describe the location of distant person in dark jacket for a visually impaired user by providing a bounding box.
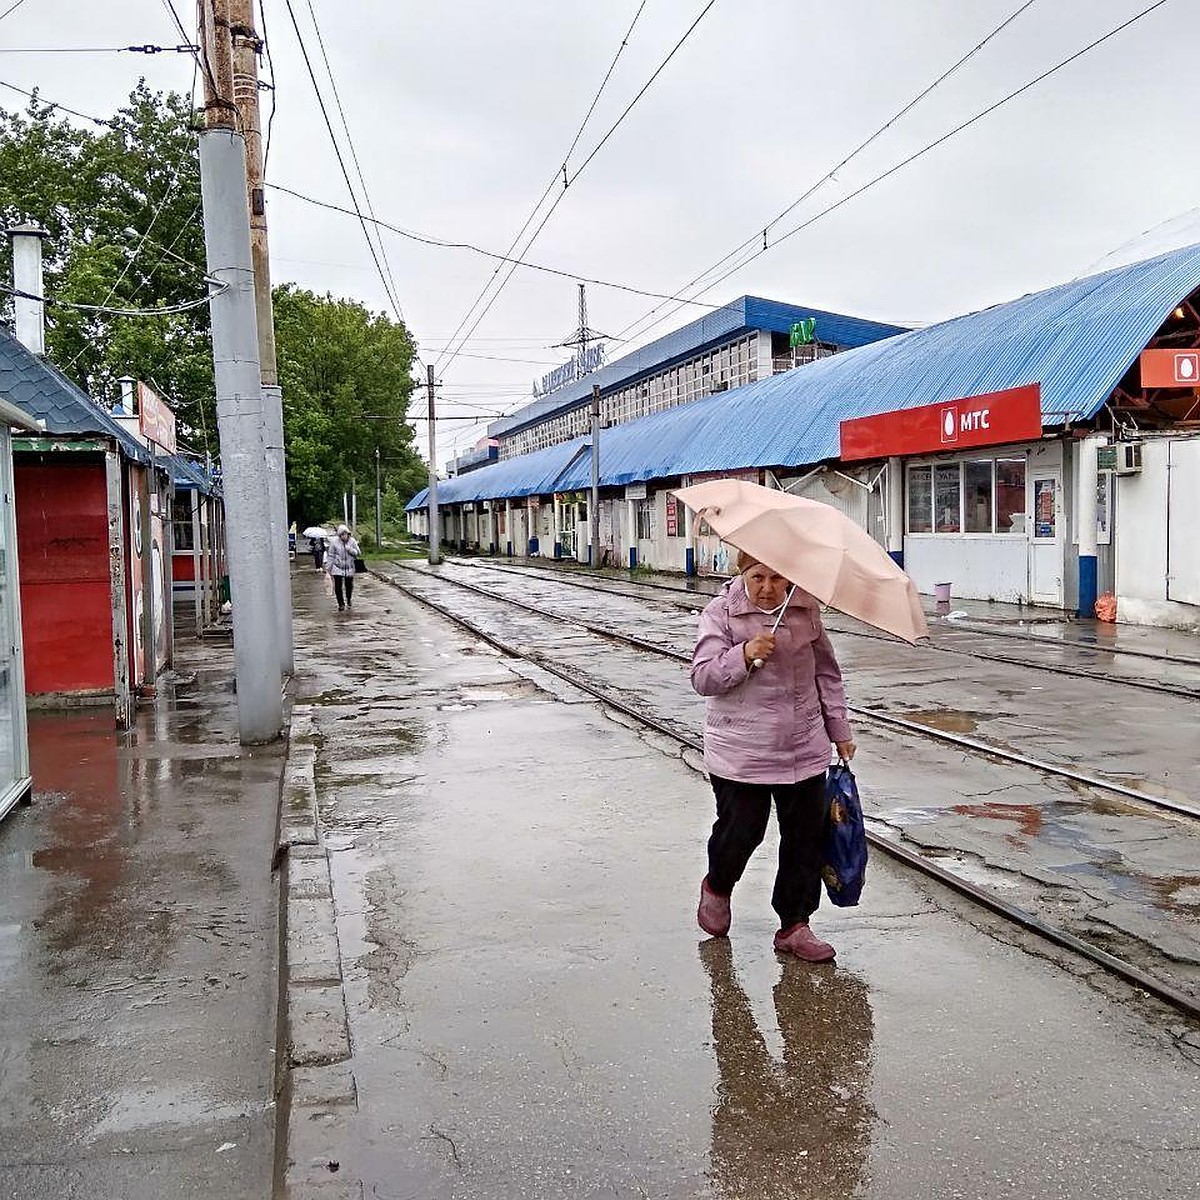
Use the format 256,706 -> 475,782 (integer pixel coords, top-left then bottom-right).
324,525 -> 360,611
309,536 -> 326,570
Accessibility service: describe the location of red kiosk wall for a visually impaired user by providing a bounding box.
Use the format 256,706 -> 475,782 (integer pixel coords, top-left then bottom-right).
13,457 -> 115,694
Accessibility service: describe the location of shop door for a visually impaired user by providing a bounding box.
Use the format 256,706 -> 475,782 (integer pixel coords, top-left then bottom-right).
1028,471 -> 1064,605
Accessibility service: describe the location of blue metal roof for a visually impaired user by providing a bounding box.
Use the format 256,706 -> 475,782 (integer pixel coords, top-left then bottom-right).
163,453 -> 217,494
0,324 -> 151,462
410,244 -> 1200,510
485,295 -> 905,439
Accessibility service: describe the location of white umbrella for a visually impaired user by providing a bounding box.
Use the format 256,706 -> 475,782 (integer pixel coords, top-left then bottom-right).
301,526 -> 332,539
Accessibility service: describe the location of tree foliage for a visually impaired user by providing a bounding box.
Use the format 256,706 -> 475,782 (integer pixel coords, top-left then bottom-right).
274,284 -> 418,526
0,84 -> 425,522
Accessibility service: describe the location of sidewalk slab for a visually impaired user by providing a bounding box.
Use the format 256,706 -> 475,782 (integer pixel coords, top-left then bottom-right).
0,637 -> 286,1200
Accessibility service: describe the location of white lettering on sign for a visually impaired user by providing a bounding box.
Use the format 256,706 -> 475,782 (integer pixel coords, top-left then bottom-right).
959,408 -> 991,433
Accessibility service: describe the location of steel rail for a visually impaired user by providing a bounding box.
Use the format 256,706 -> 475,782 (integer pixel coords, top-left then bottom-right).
400,561 -> 1200,822
448,557 -> 1200,699
372,565 -> 1200,1021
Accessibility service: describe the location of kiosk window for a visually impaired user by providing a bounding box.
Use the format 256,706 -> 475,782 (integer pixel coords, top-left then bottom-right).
907,466 -> 932,533
995,459 -> 1026,534
934,463 -> 961,533
964,460 -> 993,533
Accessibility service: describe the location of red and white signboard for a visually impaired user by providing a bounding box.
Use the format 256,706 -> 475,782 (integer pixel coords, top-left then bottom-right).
839,383 -> 1042,462
138,381 -> 177,454
1139,348 -> 1200,389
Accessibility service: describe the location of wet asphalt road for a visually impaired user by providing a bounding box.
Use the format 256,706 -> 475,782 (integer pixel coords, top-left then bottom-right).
288,568 -> 1200,1199
0,641 -> 283,1200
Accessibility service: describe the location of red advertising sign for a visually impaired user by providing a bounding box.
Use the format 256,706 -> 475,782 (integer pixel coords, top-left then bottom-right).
839,383 -> 1042,462
138,381 -> 177,454
1140,348 -> 1200,388
665,494 -> 679,537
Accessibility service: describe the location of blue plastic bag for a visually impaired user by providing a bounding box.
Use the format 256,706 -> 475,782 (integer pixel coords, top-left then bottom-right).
822,764 -> 867,906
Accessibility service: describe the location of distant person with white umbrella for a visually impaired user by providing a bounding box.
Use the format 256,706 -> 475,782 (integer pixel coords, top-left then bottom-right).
324,524 -> 361,612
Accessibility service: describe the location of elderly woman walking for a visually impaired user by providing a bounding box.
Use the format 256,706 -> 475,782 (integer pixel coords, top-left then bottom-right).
324,524 -> 361,611
692,552 -> 855,962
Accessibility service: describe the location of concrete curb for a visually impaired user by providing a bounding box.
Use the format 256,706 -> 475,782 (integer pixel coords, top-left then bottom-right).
274,703 -> 360,1199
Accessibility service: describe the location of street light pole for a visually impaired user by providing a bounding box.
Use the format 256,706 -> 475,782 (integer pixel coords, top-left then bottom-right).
427,364 -> 440,566
374,446 -> 382,549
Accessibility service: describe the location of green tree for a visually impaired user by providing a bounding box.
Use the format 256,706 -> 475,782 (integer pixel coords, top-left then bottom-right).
0,84 -> 428,518
274,284 -> 420,526
0,82 -> 215,451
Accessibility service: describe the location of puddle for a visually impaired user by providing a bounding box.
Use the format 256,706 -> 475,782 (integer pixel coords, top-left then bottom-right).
952,802 -> 1043,843
436,702 -> 476,712
325,834 -> 357,852
897,708 -> 999,734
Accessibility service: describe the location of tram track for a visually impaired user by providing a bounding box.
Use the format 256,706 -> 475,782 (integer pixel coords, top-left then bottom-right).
373,560 -> 1200,1021
403,560 -> 1199,822
446,556 -> 1200,700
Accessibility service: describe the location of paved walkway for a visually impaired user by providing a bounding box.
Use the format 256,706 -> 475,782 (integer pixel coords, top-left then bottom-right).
284,566 -> 1199,1200
0,637 -> 285,1199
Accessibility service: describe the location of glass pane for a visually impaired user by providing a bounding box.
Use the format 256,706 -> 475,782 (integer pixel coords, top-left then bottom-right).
1033,477 -> 1057,539
996,459 -> 1026,534
964,460 -> 994,533
934,463 -> 961,533
907,466 -> 932,533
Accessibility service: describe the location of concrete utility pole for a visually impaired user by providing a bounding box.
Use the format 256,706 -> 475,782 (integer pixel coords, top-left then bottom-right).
427,365 -> 440,565
229,0 -> 293,676
198,0 -> 282,743
590,384 -> 601,568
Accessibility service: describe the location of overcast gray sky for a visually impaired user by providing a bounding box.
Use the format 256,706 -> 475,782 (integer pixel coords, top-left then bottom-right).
4,0 -> 1199,468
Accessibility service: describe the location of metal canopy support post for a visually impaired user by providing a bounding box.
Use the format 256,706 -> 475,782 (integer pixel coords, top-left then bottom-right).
886,456 -> 904,567
191,489 -> 203,633
590,384 -> 601,568
375,446 -> 382,549
626,497 -> 637,570
197,125 -> 282,743
683,494 -> 695,576
140,456 -> 157,691
1077,437 -> 1100,617
104,450 -> 132,728
505,498 -> 513,557
161,465 -> 174,669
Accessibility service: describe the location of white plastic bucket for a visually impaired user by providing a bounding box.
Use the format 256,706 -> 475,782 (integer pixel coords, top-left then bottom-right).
934,582 -> 952,603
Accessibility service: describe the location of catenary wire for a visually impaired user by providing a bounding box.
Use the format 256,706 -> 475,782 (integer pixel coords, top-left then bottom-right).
160,0 -> 224,117
280,0 -> 407,327
299,0 -> 405,331
612,0 -> 1041,348
435,0 -> 719,377
265,181 -> 725,310
258,0 -> 277,175
614,0 -> 1174,353
0,0 -> 33,23
430,0 -> 651,378
0,79 -> 114,126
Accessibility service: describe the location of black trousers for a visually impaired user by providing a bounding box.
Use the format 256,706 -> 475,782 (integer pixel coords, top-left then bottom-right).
333,574 -> 354,608
707,772 -> 828,928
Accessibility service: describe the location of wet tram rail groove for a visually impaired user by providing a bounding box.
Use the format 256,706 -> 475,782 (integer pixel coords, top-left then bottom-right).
450,556 -> 1200,701
373,560 -> 1200,1022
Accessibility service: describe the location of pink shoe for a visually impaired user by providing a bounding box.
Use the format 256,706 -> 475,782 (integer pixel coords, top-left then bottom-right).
773,922 -> 835,962
697,877 -> 731,938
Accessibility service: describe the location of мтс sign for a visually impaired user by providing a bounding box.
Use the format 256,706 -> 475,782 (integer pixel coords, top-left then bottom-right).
1140,349 -> 1200,388
840,383 -> 1042,461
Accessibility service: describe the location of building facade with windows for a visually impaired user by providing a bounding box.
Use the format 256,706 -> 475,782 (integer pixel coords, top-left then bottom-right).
487,297 -> 906,460
411,244 -> 1200,629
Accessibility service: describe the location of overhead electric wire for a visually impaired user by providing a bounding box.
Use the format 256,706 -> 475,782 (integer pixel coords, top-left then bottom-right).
0,43 -> 198,55
613,0 -> 1173,353
431,0 -> 653,377
265,180 -> 724,310
258,0 -> 277,175
280,0 -> 408,329
0,79 -> 113,126
0,0 -> 33,23
299,0 -> 405,330
159,0 -> 222,115
612,0 -> 1041,349
2,281 -> 223,316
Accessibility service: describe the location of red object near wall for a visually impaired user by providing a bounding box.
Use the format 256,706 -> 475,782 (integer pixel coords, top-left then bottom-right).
839,384 -> 1043,461
172,552 -> 196,582
14,458 -> 115,694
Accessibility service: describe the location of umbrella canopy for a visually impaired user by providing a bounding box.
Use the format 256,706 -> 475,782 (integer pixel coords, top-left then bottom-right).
301,526 -> 332,540
672,479 -> 929,643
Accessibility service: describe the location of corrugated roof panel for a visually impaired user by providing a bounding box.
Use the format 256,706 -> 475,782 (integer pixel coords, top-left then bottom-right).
411,243 -> 1200,509
0,325 -> 150,462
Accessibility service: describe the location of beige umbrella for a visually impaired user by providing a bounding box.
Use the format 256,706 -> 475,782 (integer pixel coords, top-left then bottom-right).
672,478 -> 929,644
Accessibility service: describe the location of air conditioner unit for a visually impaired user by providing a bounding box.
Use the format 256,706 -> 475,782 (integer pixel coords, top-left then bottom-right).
1113,442 -> 1142,475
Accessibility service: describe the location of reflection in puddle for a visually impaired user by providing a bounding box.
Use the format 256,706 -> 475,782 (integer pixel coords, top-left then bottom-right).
702,940 -> 874,1199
